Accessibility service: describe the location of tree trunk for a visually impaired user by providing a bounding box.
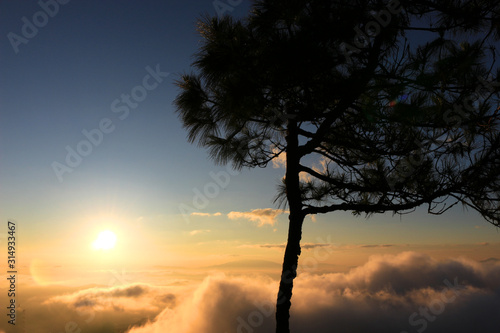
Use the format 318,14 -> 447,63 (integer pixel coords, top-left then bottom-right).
276,119 -> 304,333
275,212 -> 305,332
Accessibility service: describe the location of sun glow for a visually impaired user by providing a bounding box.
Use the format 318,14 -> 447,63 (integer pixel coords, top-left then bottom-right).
92,230 -> 117,250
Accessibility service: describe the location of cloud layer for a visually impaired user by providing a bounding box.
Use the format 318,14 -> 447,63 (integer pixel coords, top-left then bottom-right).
13,252 -> 500,333
10,282 -> 178,333
125,252 -> 500,333
45,283 -> 176,313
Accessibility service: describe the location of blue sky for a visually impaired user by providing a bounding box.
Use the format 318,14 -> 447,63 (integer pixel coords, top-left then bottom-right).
0,0 -> 498,270
0,1 -> 269,224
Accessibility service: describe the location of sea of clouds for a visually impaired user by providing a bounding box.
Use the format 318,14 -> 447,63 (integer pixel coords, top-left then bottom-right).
11,251 -> 500,333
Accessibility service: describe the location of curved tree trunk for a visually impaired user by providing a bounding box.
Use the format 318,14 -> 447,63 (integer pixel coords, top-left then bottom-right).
275,211 -> 305,332
276,119 -> 304,333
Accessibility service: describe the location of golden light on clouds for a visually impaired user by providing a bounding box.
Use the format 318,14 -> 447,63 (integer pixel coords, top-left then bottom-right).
92,230 -> 117,250
227,208 -> 288,227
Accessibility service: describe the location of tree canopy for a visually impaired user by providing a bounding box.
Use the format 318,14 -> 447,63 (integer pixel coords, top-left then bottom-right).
174,0 -> 500,331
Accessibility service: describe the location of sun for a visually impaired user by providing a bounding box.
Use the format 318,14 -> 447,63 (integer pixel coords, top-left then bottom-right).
92,230 -> 117,250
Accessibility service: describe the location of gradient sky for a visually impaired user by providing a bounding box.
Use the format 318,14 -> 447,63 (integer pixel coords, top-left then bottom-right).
1,0 -> 499,272
1,1 -> 499,332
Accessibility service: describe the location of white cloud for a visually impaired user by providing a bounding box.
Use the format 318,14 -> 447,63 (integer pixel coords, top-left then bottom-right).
190,212 -> 221,217
126,252 -> 500,333
189,230 -> 211,236
227,208 -> 287,227
300,156 -> 331,183
22,283 -> 176,333
45,283 -> 176,313
126,274 -> 276,333
271,147 -> 286,169
17,252 -> 500,333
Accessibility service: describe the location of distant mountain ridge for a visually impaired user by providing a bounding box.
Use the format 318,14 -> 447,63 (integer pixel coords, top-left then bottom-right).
206,259 -> 281,269
480,257 -> 500,263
